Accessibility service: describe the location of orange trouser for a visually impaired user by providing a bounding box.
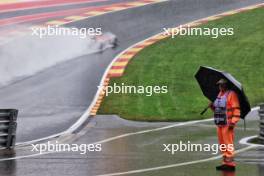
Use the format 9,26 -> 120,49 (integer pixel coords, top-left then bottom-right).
221,171 -> 235,176
217,126 -> 235,166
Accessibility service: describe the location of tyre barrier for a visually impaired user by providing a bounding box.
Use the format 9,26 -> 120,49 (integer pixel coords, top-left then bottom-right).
259,103 -> 264,143
0,109 -> 18,149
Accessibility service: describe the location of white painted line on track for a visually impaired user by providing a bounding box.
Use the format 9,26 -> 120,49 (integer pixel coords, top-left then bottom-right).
251,106 -> 260,111
239,135 -> 264,148
93,119 -> 212,144
16,132 -> 64,146
90,107 -> 259,145
95,145 -> 257,176
1,106 -> 260,161
0,118 -> 213,161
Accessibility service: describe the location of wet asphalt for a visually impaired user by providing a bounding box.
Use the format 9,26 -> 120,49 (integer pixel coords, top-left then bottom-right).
0,0 -> 262,143
0,112 -> 262,176
0,0 -> 263,175
0,0 -> 264,176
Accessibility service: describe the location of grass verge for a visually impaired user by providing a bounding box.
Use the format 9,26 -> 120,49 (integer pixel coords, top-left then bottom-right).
99,8 -> 264,121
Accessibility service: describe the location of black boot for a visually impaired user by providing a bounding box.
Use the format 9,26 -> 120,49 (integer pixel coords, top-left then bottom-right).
221,165 -> 235,171
216,165 -> 225,170
216,164 -> 235,171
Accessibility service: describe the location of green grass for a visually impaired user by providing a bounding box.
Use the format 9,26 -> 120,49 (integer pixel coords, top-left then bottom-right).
99,8 -> 264,121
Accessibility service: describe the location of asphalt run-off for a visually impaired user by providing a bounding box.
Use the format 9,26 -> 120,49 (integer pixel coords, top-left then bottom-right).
0,0 -> 263,176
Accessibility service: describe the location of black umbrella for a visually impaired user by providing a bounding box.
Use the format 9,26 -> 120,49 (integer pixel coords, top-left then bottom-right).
194,66 -> 251,119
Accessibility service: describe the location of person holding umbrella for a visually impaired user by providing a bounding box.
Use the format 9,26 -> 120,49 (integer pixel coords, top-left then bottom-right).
209,78 -> 240,171
195,66 -> 251,172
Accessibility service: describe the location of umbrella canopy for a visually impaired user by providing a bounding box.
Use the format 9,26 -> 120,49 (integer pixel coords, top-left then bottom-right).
195,66 -> 251,119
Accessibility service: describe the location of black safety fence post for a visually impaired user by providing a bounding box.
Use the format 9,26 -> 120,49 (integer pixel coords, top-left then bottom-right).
0,109 -> 18,150
259,103 -> 264,144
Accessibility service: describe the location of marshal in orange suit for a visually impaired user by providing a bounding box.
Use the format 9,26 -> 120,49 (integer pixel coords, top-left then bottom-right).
210,78 -> 240,172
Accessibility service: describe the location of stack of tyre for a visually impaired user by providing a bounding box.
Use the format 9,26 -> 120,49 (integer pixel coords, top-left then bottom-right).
259,103 -> 264,144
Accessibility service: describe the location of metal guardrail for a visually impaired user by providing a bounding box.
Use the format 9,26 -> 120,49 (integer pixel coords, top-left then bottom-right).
259,104 -> 264,143
0,109 -> 18,149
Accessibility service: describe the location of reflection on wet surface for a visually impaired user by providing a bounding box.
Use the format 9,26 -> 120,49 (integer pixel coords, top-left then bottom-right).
220,171 -> 235,176
259,164 -> 264,176
0,115 -> 262,176
0,151 -> 16,176
0,160 -> 16,176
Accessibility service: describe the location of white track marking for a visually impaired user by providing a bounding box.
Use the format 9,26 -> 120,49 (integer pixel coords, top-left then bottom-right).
93,119 -> 212,144
1,109 -> 259,161
0,152 -> 54,161
0,118 -> 212,161
16,132 -> 64,146
251,107 -> 260,111
239,135 -> 264,147
90,106 -> 259,145
95,145 -> 256,176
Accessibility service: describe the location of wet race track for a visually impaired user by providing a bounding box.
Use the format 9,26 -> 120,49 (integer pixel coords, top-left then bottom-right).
0,0 -> 263,175
0,0 -> 262,143
0,112 -> 263,176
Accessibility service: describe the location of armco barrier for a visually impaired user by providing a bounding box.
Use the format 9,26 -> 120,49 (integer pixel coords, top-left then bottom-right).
259,104 -> 264,143
0,109 -> 18,149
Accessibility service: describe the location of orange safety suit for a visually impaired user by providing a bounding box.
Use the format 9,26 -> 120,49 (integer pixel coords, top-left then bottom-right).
210,90 -> 240,166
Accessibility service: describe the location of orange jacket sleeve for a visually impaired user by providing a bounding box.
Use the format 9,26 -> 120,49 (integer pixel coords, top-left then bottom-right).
228,91 -> 241,124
